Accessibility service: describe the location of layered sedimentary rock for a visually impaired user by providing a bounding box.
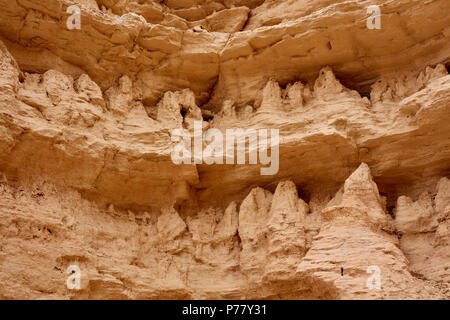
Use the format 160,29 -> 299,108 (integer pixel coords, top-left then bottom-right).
296,164 -> 445,299
0,0 -> 449,299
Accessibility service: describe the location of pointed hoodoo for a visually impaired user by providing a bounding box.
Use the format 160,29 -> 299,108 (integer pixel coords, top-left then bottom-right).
342,163 -> 382,209
259,78 -> 310,112
371,64 -> 448,104
285,81 -> 305,110
269,180 -> 308,224
215,201 -> 239,240
297,164 -> 431,299
314,67 -> 346,97
156,88 -> 202,130
265,181 -> 309,281
238,181 -> 310,283
313,66 -> 361,101
238,187 -> 273,242
324,163 -> 392,229
259,79 -> 283,112
238,187 -> 273,282
156,91 -> 183,129
395,192 -> 437,233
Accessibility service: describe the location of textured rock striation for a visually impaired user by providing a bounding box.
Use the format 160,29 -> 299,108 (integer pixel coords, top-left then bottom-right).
0,0 -> 449,299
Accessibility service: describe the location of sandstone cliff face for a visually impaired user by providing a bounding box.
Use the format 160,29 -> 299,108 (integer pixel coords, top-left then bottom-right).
0,0 -> 449,299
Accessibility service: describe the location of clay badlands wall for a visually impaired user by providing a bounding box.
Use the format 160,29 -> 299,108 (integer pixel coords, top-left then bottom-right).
0,0 -> 449,300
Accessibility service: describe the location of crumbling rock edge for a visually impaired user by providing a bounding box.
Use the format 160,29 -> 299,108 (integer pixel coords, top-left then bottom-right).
0,0 -> 449,300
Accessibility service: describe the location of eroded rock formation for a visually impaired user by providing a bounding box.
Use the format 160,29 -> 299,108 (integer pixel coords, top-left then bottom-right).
0,0 -> 449,299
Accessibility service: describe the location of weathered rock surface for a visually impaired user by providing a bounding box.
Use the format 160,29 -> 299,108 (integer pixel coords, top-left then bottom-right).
0,0 -> 449,299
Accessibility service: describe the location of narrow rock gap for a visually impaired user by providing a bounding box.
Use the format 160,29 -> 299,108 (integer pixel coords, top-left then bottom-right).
240,11 -> 251,31
297,186 -> 311,204
201,110 -> 214,122
338,78 -> 371,100
236,230 -> 242,252
180,108 -> 187,118
387,205 -> 395,218
359,91 -> 371,100
198,62 -> 221,113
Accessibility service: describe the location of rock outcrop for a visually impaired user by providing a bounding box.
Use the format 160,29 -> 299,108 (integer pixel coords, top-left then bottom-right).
0,0 -> 449,299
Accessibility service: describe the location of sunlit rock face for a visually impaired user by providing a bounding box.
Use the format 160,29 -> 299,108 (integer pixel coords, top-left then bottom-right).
0,0 -> 449,299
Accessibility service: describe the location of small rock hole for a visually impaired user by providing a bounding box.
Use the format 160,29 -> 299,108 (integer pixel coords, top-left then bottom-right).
202,113 -> 214,122
360,91 -> 371,100
387,205 -> 395,218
